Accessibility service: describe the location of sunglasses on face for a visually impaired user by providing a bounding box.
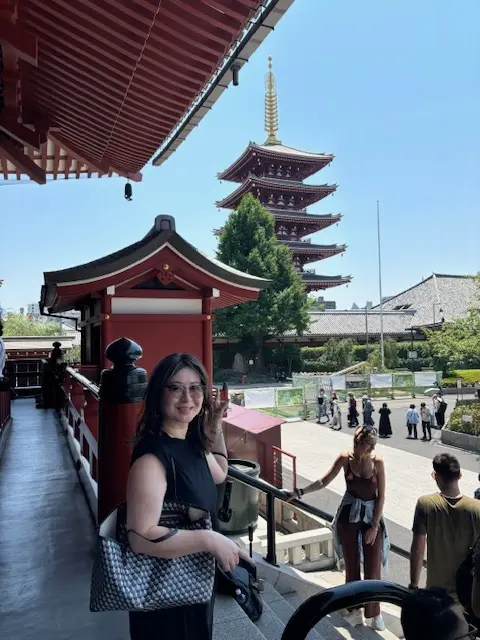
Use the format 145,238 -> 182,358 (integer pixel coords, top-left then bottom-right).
165,384 -> 205,399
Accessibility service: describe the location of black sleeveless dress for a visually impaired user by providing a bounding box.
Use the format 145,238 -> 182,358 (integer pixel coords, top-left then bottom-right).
128,433 -> 218,640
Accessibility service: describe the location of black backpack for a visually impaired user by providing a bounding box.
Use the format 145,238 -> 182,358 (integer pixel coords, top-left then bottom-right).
456,534 -> 480,619
216,557 -> 263,622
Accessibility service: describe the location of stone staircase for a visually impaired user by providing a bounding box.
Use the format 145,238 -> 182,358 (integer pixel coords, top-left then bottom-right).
213,576 -> 402,640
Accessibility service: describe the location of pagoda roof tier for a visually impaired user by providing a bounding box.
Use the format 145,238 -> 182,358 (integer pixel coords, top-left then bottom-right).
300,273 -> 352,291
216,177 -> 337,210
272,210 -> 342,227
41,215 -> 269,314
218,143 -> 334,183
282,241 -> 347,263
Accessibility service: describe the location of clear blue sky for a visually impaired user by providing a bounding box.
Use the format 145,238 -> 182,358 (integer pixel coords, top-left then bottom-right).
1,0 -> 478,313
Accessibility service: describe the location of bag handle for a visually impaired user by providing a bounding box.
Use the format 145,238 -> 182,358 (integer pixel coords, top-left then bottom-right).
126,455 -> 180,544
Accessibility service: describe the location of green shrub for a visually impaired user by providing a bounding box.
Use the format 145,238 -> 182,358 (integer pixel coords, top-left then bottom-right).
448,401 -> 480,434
443,369 -> 480,387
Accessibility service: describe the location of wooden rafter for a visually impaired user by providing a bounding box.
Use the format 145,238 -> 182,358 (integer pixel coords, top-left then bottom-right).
0,113 -> 41,149
0,134 -> 46,184
49,133 -> 142,182
0,14 -> 38,66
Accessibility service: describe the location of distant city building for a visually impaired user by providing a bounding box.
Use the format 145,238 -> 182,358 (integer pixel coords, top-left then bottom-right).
311,296 -> 336,310
27,302 -> 40,317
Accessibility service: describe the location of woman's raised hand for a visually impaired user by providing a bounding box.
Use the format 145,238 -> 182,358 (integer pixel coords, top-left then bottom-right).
211,388 -> 229,427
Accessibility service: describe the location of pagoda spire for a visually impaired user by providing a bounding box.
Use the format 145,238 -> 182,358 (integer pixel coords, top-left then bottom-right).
264,56 -> 281,145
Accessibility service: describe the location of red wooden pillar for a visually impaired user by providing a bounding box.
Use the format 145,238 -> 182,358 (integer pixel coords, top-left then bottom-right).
202,296 -> 213,383
97,337 -> 147,522
101,294 -> 113,371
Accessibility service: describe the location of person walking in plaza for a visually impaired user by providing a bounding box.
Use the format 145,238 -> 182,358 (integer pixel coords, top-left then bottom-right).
330,399 -> 342,431
317,388 -> 329,424
347,393 -> 359,428
420,402 -> 432,441
285,426 -> 389,631
378,403 -> 392,438
475,380 -> 480,400
409,453 -> 480,601
433,393 -> 447,429
362,395 -> 375,426
126,352 -> 252,640
406,404 -> 420,440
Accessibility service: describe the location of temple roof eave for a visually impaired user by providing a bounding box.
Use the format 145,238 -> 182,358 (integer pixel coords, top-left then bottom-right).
216,177 -> 337,209
41,218 -> 270,313
301,274 -> 352,291
283,242 -> 347,253
218,143 -> 335,182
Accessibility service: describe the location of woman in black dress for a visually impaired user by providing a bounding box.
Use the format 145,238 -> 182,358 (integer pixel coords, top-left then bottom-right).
378,403 -> 392,438
126,353 -> 251,640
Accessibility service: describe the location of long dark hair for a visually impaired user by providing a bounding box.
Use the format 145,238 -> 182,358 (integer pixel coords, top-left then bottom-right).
135,353 -> 213,452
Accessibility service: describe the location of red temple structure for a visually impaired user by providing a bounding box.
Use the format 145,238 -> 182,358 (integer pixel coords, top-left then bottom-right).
216,58 -> 351,293
40,215 -> 269,381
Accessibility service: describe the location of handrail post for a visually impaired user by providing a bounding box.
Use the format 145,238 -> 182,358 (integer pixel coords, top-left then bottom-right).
265,492 -> 278,565
98,338 -> 147,522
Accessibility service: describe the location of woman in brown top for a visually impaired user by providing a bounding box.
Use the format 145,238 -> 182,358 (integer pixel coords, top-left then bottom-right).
285,426 -> 389,631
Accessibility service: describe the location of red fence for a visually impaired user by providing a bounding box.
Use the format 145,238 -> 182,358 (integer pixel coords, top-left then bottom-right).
0,389 -> 11,430
62,367 -> 99,484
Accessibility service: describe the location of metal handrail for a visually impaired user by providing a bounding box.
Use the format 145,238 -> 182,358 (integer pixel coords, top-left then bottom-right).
65,366 -> 100,400
227,465 -> 413,564
281,580 -> 410,640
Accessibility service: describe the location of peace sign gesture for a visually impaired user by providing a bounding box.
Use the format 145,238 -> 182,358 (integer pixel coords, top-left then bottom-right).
210,386 -> 229,431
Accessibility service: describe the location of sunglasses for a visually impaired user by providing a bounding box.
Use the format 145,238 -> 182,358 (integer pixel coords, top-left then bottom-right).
360,425 -> 377,435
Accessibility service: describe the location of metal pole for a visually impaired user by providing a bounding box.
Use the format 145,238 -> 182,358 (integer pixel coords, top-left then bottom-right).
377,200 -> 385,369
265,492 -> 278,565
365,304 -> 369,359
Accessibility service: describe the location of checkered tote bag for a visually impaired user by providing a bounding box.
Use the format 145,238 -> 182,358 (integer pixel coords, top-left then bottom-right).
89,459 -> 215,612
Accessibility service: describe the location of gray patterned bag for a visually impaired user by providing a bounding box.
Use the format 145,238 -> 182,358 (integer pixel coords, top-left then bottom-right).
89,459 -> 215,612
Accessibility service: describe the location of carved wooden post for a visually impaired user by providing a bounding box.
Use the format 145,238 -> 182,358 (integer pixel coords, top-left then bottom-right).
98,338 -> 147,522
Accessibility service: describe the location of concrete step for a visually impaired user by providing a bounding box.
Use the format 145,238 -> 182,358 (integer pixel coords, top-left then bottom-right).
284,592 -> 401,640
213,581 -> 401,640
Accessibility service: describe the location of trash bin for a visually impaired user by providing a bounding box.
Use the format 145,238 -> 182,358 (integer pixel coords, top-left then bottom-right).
216,458 -> 260,536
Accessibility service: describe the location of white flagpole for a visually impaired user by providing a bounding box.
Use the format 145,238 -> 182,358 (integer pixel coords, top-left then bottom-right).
377,200 -> 385,369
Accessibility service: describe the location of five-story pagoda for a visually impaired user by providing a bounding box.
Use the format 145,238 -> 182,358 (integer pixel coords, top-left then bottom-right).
215,58 -> 351,293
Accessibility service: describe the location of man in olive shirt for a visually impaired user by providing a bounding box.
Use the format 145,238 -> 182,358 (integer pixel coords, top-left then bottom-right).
410,453 -> 480,595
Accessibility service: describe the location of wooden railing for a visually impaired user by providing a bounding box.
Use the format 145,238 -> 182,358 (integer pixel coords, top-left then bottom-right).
0,388 -> 11,429
60,366 -> 100,520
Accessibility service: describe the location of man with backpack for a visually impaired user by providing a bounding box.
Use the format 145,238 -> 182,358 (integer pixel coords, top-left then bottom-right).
409,453 -> 480,602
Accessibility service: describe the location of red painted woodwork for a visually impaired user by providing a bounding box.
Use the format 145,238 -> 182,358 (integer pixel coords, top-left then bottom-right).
110,317 -> 204,377
222,404 -> 285,485
0,0 -> 273,182
98,401 -> 142,522
216,127 -> 351,293
42,216 -> 267,383
0,389 -> 11,430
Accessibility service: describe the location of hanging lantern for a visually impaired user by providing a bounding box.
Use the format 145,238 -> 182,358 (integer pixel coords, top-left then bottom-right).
124,181 -> 133,201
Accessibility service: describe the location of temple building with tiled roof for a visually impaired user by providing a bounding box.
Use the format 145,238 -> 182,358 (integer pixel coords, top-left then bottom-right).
214,273 -> 477,348
215,58 -> 351,293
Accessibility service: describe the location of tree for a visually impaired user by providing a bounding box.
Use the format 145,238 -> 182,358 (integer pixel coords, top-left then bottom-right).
367,339 -> 399,371
424,274 -> 480,370
3,313 -> 61,336
214,194 -> 309,370
321,338 -> 356,372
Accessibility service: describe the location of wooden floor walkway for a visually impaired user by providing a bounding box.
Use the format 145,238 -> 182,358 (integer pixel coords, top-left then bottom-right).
0,399 -> 128,640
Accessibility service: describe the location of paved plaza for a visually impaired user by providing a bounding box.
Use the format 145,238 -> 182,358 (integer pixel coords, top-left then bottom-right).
281,416 -> 479,532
